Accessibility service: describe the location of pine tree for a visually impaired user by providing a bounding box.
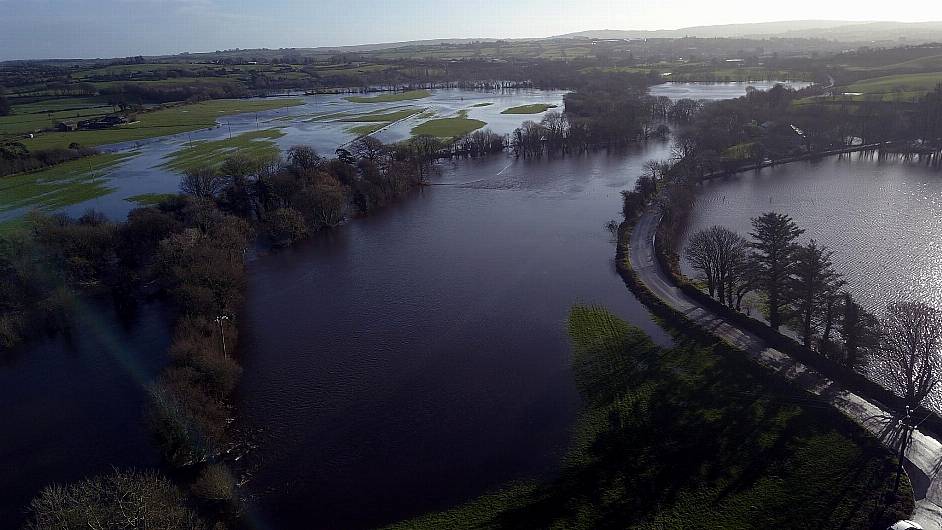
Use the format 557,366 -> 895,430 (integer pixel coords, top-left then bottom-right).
749,212 -> 803,330
789,239 -> 843,348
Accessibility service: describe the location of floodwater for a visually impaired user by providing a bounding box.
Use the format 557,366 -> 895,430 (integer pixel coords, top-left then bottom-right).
649,80 -> 812,101
235,147 -> 673,529
0,82 -> 791,526
3,89 -> 568,224
2,82 -> 804,223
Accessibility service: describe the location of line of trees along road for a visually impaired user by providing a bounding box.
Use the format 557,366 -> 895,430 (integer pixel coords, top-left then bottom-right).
684,212 -> 942,414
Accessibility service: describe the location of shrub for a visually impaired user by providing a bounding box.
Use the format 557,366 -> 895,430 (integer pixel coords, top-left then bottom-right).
190,464 -> 235,502
268,207 -> 307,246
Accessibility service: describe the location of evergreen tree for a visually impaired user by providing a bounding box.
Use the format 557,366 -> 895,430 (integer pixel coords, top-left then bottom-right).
749,212 -> 803,330
789,239 -> 843,348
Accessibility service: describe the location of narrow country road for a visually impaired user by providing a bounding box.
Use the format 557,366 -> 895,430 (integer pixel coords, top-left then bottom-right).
629,210 -> 942,529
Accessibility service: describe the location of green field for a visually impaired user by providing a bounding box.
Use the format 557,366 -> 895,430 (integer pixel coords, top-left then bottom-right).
125,193 -> 178,206
341,108 -> 424,122
161,128 -> 284,172
500,103 -> 558,114
389,306 -> 912,529
0,152 -> 134,214
345,90 -> 432,103
348,123 -> 387,136
844,72 -> 942,96
1,97 -> 115,136
21,98 -> 302,151
844,54 -> 942,73
411,110 -> 486,138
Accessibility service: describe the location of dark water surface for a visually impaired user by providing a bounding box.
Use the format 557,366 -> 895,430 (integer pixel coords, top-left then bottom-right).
236,147 -> 673,529
0,300 -> 169,524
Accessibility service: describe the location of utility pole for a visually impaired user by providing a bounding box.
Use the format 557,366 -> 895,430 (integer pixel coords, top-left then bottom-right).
893,406 -> 913,494
215,315 -> 230,357
227,121 -> 232,140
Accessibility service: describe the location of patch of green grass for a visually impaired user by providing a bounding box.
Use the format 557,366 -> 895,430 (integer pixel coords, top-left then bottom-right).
347,123 -> 387,136
161,128 -> 284,172
303,111 -> 353,122
501,103 -> 559,115
0,98 -> 112,135
389,306 -> 912,529
341,108 -> 424,122
844,72 -> 942,96
471,102 -> 494,107
844,54 -> 942,73
411,111 -> 486,138
125,193 -> 178,206
345,90 -> 432,103
0,152 -> 134,214
21,99 -> 302,151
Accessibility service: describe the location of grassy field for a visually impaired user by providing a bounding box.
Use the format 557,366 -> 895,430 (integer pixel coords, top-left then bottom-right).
844,72 -> 942,96
341,108 -> 424,122
844,54 -> 942,73
411,110 -> 486,138
0,152 -> 134,214
125,192 -> 178,206
348,123 -> 387,136
21,98 -> 302,151
500,103 -> 558,114
1,97 -> 115,136
388,306 -> 912,529
345,90 -> 432,103
161,128 -> 284,172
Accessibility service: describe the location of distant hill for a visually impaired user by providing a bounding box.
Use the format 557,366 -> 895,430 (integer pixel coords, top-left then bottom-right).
557,20 -> 942,44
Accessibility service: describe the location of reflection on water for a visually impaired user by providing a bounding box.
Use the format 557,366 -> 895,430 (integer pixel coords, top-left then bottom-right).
235,147 -> 673,529
650,80 -> 812,101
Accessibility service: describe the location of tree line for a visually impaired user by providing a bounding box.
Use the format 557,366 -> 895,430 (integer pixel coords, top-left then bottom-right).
509,74 -> 671,158
671,83 -> 942,179
684,212 -> 942,412
0,141 -> 98,178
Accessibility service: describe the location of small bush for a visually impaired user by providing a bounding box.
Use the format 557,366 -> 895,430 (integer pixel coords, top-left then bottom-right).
190,464 -> 235,502
268,207 -> 307,246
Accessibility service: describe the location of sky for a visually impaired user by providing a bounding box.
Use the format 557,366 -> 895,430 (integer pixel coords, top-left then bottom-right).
2,0 -> 942,60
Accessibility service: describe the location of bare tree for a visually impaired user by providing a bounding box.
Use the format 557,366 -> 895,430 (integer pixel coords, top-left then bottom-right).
685,229 -> 719,298
728,247 -> 757,311
25,468 -> 204,530
180,167 -> 228,199
684,226 -> 749,304
880,301 -> 942,410
351,136 -> 387,162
